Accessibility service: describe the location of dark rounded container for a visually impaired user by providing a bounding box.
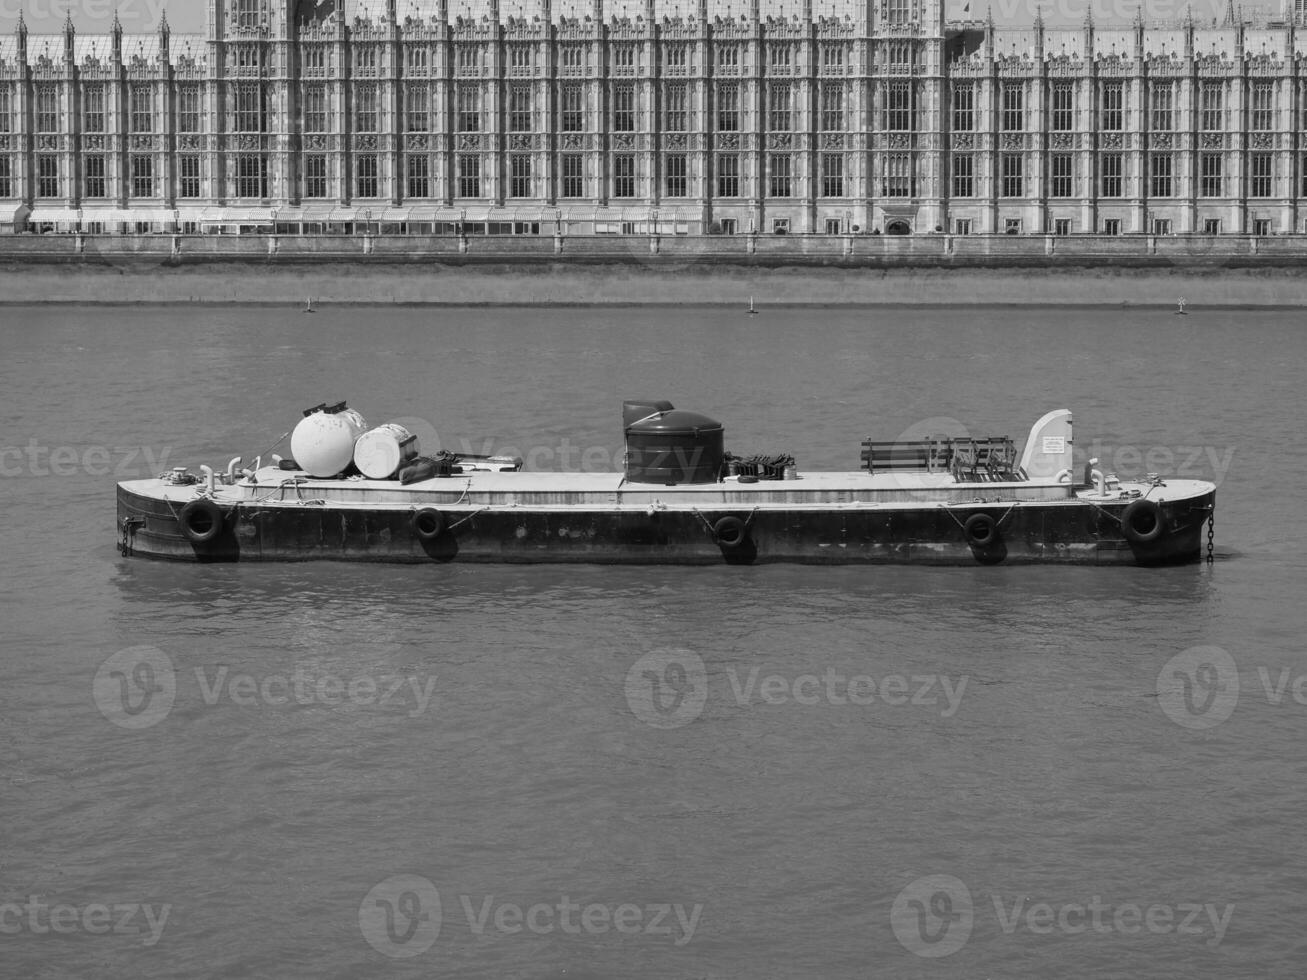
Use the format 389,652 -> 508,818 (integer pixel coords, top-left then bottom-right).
622,399 -> 675,430
625,410 -> 724,485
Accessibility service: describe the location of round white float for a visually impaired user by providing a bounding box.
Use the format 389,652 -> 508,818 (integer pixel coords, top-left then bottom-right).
290,407 -> 368,478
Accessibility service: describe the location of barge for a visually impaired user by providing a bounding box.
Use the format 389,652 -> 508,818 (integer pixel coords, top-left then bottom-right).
116,402 -> 1215,566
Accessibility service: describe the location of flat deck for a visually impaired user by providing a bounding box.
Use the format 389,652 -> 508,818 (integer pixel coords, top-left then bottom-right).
121,468 -> 1215,511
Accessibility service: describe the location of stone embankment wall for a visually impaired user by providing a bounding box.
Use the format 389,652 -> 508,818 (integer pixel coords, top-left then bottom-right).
1,233 -> 1305,305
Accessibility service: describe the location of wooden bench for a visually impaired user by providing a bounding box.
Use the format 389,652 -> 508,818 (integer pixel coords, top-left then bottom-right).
859,440 -> 952,473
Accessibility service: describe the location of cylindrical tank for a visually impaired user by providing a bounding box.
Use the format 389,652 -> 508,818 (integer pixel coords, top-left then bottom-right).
353,423 -> 420,480
622,399 -> 675,430
625,410 -> 724,485
290,405 -> 368,478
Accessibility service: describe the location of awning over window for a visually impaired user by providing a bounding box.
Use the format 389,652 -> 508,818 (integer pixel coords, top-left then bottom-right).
190,207 -> 274,225
451,207 -> 550,223
27,207 -> 82,225
0,203 -> 29,232
569,207 -> 699,224
268,206 -> 352,223
79,208 -> 178,225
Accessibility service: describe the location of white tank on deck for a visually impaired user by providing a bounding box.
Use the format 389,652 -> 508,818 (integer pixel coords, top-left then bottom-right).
290,405 -> 368,477
353,423 -> 420,480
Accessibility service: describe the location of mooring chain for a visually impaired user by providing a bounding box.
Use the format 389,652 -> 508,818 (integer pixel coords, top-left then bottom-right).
1207,502 -> 1215,564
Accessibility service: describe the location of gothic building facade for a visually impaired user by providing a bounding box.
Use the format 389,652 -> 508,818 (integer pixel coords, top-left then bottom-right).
2,0 -> 1307,236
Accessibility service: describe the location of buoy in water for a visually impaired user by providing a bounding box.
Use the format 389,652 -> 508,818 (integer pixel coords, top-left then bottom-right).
1175,297 -> 1187,316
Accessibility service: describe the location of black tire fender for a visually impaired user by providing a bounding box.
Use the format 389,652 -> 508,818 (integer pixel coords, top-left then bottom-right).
412,508 -> 445,542
712,515 -> 748,549
179,498 -> 224,545
1121,498 -> 1165,544
964,512 -> 999,548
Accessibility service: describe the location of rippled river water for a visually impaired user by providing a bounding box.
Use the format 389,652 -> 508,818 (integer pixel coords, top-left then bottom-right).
2,301 -> 1305,978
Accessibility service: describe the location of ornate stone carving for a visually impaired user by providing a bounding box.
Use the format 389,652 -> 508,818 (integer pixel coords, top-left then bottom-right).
717,133 -> 739,149
889,133 -> 911,149
767,132 -> 792,149
612,133 -> 634,149
1000,133 -> 1023,150
1150,133 -> 1172,149
305,134 -> 328,150
952,133 -> 974,150
0,136 -> 7,151
509,134 -> 531,150
562,134 -> 583,149
84,135 -> 105,150
1200,132 -> 1223,149
1050,132 -> 1072,149
407,134 -> 429,150
37,135 -> 58,150
1100,133 -> 1123,149
821,133 -> 844,149
355,134 -> 378,150
664,133 -> 687,148
234,134 -> 259,149
1250,132 -> 1273,149
178,135 -> 200,150
458,134 -> 481,151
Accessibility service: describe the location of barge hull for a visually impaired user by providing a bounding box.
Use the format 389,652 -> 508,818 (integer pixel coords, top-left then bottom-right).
116,484 -> 1213,567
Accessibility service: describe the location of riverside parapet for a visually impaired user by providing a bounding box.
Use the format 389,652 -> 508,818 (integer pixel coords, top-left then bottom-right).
5,232 -> 1307,305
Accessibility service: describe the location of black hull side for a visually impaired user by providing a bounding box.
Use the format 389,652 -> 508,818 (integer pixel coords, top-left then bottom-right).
117,485 -> 1214,566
